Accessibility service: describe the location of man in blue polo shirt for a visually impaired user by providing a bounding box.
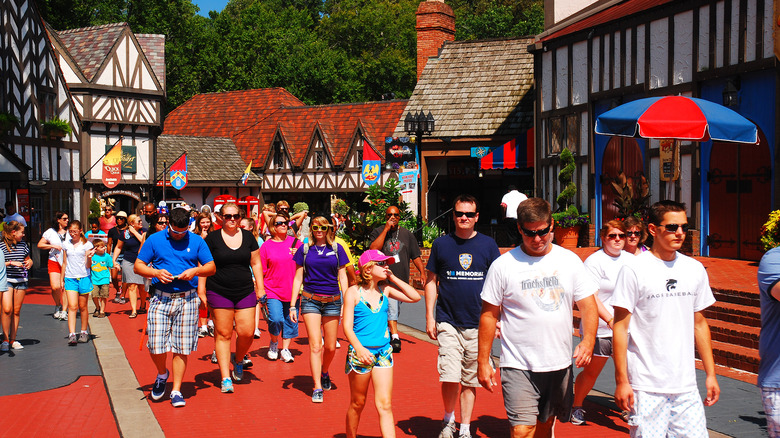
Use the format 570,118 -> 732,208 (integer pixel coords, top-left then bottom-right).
135,207 -> 215,407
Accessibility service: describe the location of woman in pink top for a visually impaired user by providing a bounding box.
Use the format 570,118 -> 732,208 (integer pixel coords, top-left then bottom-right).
258,212 -> 302,363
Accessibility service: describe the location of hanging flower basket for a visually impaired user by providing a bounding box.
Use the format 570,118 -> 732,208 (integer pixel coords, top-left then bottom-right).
0,112 -> 18,133
41,118 -> 72,139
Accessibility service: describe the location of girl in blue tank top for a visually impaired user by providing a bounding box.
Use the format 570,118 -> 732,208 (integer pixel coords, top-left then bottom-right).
343,249 -> 421,438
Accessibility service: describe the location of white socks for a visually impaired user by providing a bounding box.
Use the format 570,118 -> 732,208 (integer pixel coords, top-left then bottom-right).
443,411 -> 455,424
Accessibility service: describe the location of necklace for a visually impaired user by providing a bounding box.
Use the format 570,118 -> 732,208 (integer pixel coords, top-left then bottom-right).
315,244 -> 326,255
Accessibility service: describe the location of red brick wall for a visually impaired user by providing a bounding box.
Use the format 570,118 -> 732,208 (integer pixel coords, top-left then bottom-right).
416,1 -> 455,80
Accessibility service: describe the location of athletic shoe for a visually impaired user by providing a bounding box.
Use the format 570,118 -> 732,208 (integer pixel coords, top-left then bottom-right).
112,297 -> 122,304
336,340 -> 341,348
221,377 -> 234,393
59,312 -> 68,321
197,326 -> 208,338
253,328 -> 261,339
321,373 -> 332,390
151,371 -> 169,400
170,391 -> 185,407
0,341 -> 9,352
211,350 -> 218,363
119,298 -> 128,304
11,341 -> 23,349
312,389 -> 324,403
242,355 -> 253,369
267,342 -> 279,360
571,407 -> 586,425
78,333 -> 89,343
53,307 -> 61,319
207,322 -> 215,337
68,334 -> 77,346
280,348 -> 294,363
232,362 -> 244,382
390,337 -> 401,353
438,420 -> 457,438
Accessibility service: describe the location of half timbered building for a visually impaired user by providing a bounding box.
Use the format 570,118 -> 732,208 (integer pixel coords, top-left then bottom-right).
1,0 -> 81,263
47,22 -> 165,216
533,0 -> 778,260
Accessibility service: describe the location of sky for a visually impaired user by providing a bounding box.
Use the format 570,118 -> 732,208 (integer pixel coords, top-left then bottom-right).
192,0 -> 229,17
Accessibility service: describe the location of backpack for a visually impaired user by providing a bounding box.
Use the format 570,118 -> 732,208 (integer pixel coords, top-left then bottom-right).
301,242 -> 340,268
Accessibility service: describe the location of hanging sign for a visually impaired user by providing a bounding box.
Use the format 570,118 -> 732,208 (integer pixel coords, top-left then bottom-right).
659,139 -> 680,182
102,139 -> 122,188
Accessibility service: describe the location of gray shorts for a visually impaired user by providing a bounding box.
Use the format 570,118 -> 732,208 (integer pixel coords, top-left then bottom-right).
436,322 -> 479,387
501,366 -> 573,426
593,337 -> 613,357
121,259 -> 145,285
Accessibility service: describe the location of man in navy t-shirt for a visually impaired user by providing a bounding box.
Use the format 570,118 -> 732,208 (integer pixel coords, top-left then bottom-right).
424,194 -> 500,438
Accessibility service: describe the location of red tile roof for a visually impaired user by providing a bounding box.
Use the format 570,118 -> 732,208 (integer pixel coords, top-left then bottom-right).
164,88 -> 408,169
538,0 -> 673,42
163,88 -> 305,138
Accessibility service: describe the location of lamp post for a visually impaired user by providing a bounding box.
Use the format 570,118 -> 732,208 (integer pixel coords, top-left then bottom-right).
404,110 -> 435,241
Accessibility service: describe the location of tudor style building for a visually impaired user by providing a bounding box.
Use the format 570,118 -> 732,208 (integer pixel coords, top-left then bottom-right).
47,22 -> 165,215
163,88 -> 407,212
533,0 -> 777,260
1,0 -> 81,259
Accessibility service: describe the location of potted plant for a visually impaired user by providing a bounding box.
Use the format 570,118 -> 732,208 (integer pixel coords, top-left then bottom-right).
611,171 -> 650,219
41,117 -> 72,139
760,210 -> 780,251
0,112 -> 19,133
552,148 -> 589,249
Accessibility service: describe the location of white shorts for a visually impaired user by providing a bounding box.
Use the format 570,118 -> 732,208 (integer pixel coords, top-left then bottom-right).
628,389 -> 707,438
762,387 -> 780,438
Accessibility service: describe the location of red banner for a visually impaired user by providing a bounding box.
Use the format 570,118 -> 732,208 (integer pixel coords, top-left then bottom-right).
102,139 -> 122,188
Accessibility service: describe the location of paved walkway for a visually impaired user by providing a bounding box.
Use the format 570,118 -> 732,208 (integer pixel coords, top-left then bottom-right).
0,252 -> 767,437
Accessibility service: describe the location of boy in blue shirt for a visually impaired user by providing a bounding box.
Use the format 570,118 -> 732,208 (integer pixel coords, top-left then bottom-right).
90,239 -> 113,317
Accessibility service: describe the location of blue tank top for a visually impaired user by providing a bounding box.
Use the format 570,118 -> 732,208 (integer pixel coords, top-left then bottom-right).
353,287 -> 391,349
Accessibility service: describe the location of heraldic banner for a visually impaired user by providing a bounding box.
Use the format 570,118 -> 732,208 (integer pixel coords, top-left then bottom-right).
170,153 -> 188,190
102,139 -> 122,188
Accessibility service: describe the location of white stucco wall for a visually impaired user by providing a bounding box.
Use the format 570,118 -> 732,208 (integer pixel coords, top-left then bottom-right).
580,111 -> 589,157
580,162 -> 589,212
613,31 -> 622,88
542,51 -> 552,112
636,24 -> 645,84
650,156 -> 660,204
716,1 -> 724,68
730,1 -> 740,65
673,11 -> 693,85
556,47 -> 569,109
649,18 -> 669,89
625,28 -> 632,85
746,0 -> 757,62
572,41 -> 588,105
591,36 -> 600,93
763,0 -> 773,58
698,7 -> 710,71
602,36 -> 610,91
681,152 -> 692,216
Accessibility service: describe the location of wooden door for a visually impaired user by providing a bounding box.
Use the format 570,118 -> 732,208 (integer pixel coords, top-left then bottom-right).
601,137 -> 643,222
708,130 -> 770,260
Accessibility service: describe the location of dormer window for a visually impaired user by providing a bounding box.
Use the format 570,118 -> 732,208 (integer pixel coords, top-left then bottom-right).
356,149 -> 363,167
274,142 -> 284,169
315,150 -> 324,169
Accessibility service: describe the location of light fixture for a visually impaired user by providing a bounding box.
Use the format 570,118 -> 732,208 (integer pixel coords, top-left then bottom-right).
722,78 -> 740,108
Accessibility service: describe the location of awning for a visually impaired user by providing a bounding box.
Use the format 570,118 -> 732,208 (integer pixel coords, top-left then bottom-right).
476,129 -> 534,170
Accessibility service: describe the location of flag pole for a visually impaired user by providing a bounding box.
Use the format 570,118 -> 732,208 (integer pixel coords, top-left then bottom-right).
162,160 -> 166,205
79,136 -> 123,182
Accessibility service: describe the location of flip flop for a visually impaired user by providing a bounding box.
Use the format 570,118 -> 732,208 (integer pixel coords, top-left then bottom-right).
129,312 -> 138,319
98,312 -> 106,318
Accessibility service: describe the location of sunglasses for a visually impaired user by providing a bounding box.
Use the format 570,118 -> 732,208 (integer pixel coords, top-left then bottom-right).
386,213 -> 400,217
157,221 -> 169,225
311,225 -> 331,231
520,225 -> 551,238
274,221 -> 288,227
626,231 -> 641,237
168,227 -> 189,235
454,211 -> 477,218
60,217 -> 69,221
374,261 -> 388,267
223,214 -> 241,221
662,223 -> 689,233
607,233 -> 626,239
278,207 -> 289,211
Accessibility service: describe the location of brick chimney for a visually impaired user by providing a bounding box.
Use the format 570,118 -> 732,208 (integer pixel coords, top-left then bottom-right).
416,0 -> 455,80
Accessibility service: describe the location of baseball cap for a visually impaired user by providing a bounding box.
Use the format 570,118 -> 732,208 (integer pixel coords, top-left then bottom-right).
358,249 -> 396,268
214,204 -> 222,213
116,211 -> 128,218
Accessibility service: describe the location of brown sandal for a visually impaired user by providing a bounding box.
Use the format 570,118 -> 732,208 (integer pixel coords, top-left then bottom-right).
98,312 -> 106,318
129,312 -> 138,319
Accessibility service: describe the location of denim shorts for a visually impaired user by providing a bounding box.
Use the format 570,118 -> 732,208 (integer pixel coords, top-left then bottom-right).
300,294 -> 342,317
7,281 -> 28,290
64,277 -> 93,295
266,298 -> 298,339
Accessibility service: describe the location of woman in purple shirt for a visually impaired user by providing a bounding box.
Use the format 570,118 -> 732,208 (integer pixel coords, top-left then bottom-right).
290,215 -> 349,403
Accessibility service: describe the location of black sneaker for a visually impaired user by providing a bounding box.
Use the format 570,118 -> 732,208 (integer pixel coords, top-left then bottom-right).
390,337 -> 401,353
321,373 -> 332,390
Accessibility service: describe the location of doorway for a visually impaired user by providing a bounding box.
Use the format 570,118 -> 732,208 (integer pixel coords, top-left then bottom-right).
601,137 -> 644,222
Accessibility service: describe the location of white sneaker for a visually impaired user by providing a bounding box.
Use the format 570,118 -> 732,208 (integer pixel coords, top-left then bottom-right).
336,340 -> 341,348
11,341 -> 23,350
59,311 -> 68,321
280,348 -> 294,363
267,342 -> 279,360
53,307 -> 61,319
254,328 -> 261,339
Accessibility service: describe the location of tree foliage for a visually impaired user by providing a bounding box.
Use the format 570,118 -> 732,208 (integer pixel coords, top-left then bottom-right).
37,0 -> 544,111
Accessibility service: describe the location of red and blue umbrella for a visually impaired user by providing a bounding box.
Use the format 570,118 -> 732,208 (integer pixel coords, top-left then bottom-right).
595,96 -> 758,144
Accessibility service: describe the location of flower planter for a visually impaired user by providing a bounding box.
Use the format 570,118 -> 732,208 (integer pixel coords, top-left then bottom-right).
45,128 -> 66,139
553,226 -> 579,249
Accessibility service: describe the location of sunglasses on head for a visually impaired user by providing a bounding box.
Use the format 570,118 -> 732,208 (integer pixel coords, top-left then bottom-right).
311,225 -> 331,231
520,225 -> 551,238
454,210 -> 477,218
223,214 -> 240,221
168,227 -> 188,235
607,233 -> 626,239
662,223 -> 689,233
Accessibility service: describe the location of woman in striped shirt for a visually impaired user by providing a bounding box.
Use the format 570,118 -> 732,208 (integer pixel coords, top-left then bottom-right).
1,221 -> 32,352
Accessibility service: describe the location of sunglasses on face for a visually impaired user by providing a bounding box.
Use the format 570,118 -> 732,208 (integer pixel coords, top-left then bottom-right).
662,223 -> 689,233
274,221 -> 288,227
278,207 -> 289,211
520,225 -> 551,238
223,214 -> 240,221
60,217 -> 69,221
374,261 -> 388,267
386,213 -> 400,217
311,225 -> 331,231
626,231 -> 641,237
168,227 -> 189,235
157,221 -> 168,225
454,211 -> 477,218
607,233 -> 626,239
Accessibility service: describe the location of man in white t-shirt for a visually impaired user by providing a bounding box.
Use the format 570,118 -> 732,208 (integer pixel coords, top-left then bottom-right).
500,186 -> 527,247
612,200 -> 719,438
478,197 -> 598,437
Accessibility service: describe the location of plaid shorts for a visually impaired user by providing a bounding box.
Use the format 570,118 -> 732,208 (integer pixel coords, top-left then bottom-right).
345,344 -> 393,374
146,290 -> 200,355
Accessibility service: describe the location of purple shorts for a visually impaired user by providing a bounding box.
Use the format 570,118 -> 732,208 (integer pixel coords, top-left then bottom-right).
206,290 -> 256,310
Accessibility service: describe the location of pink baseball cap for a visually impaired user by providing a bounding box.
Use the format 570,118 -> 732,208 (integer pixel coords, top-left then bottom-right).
358,249 -> 396,268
